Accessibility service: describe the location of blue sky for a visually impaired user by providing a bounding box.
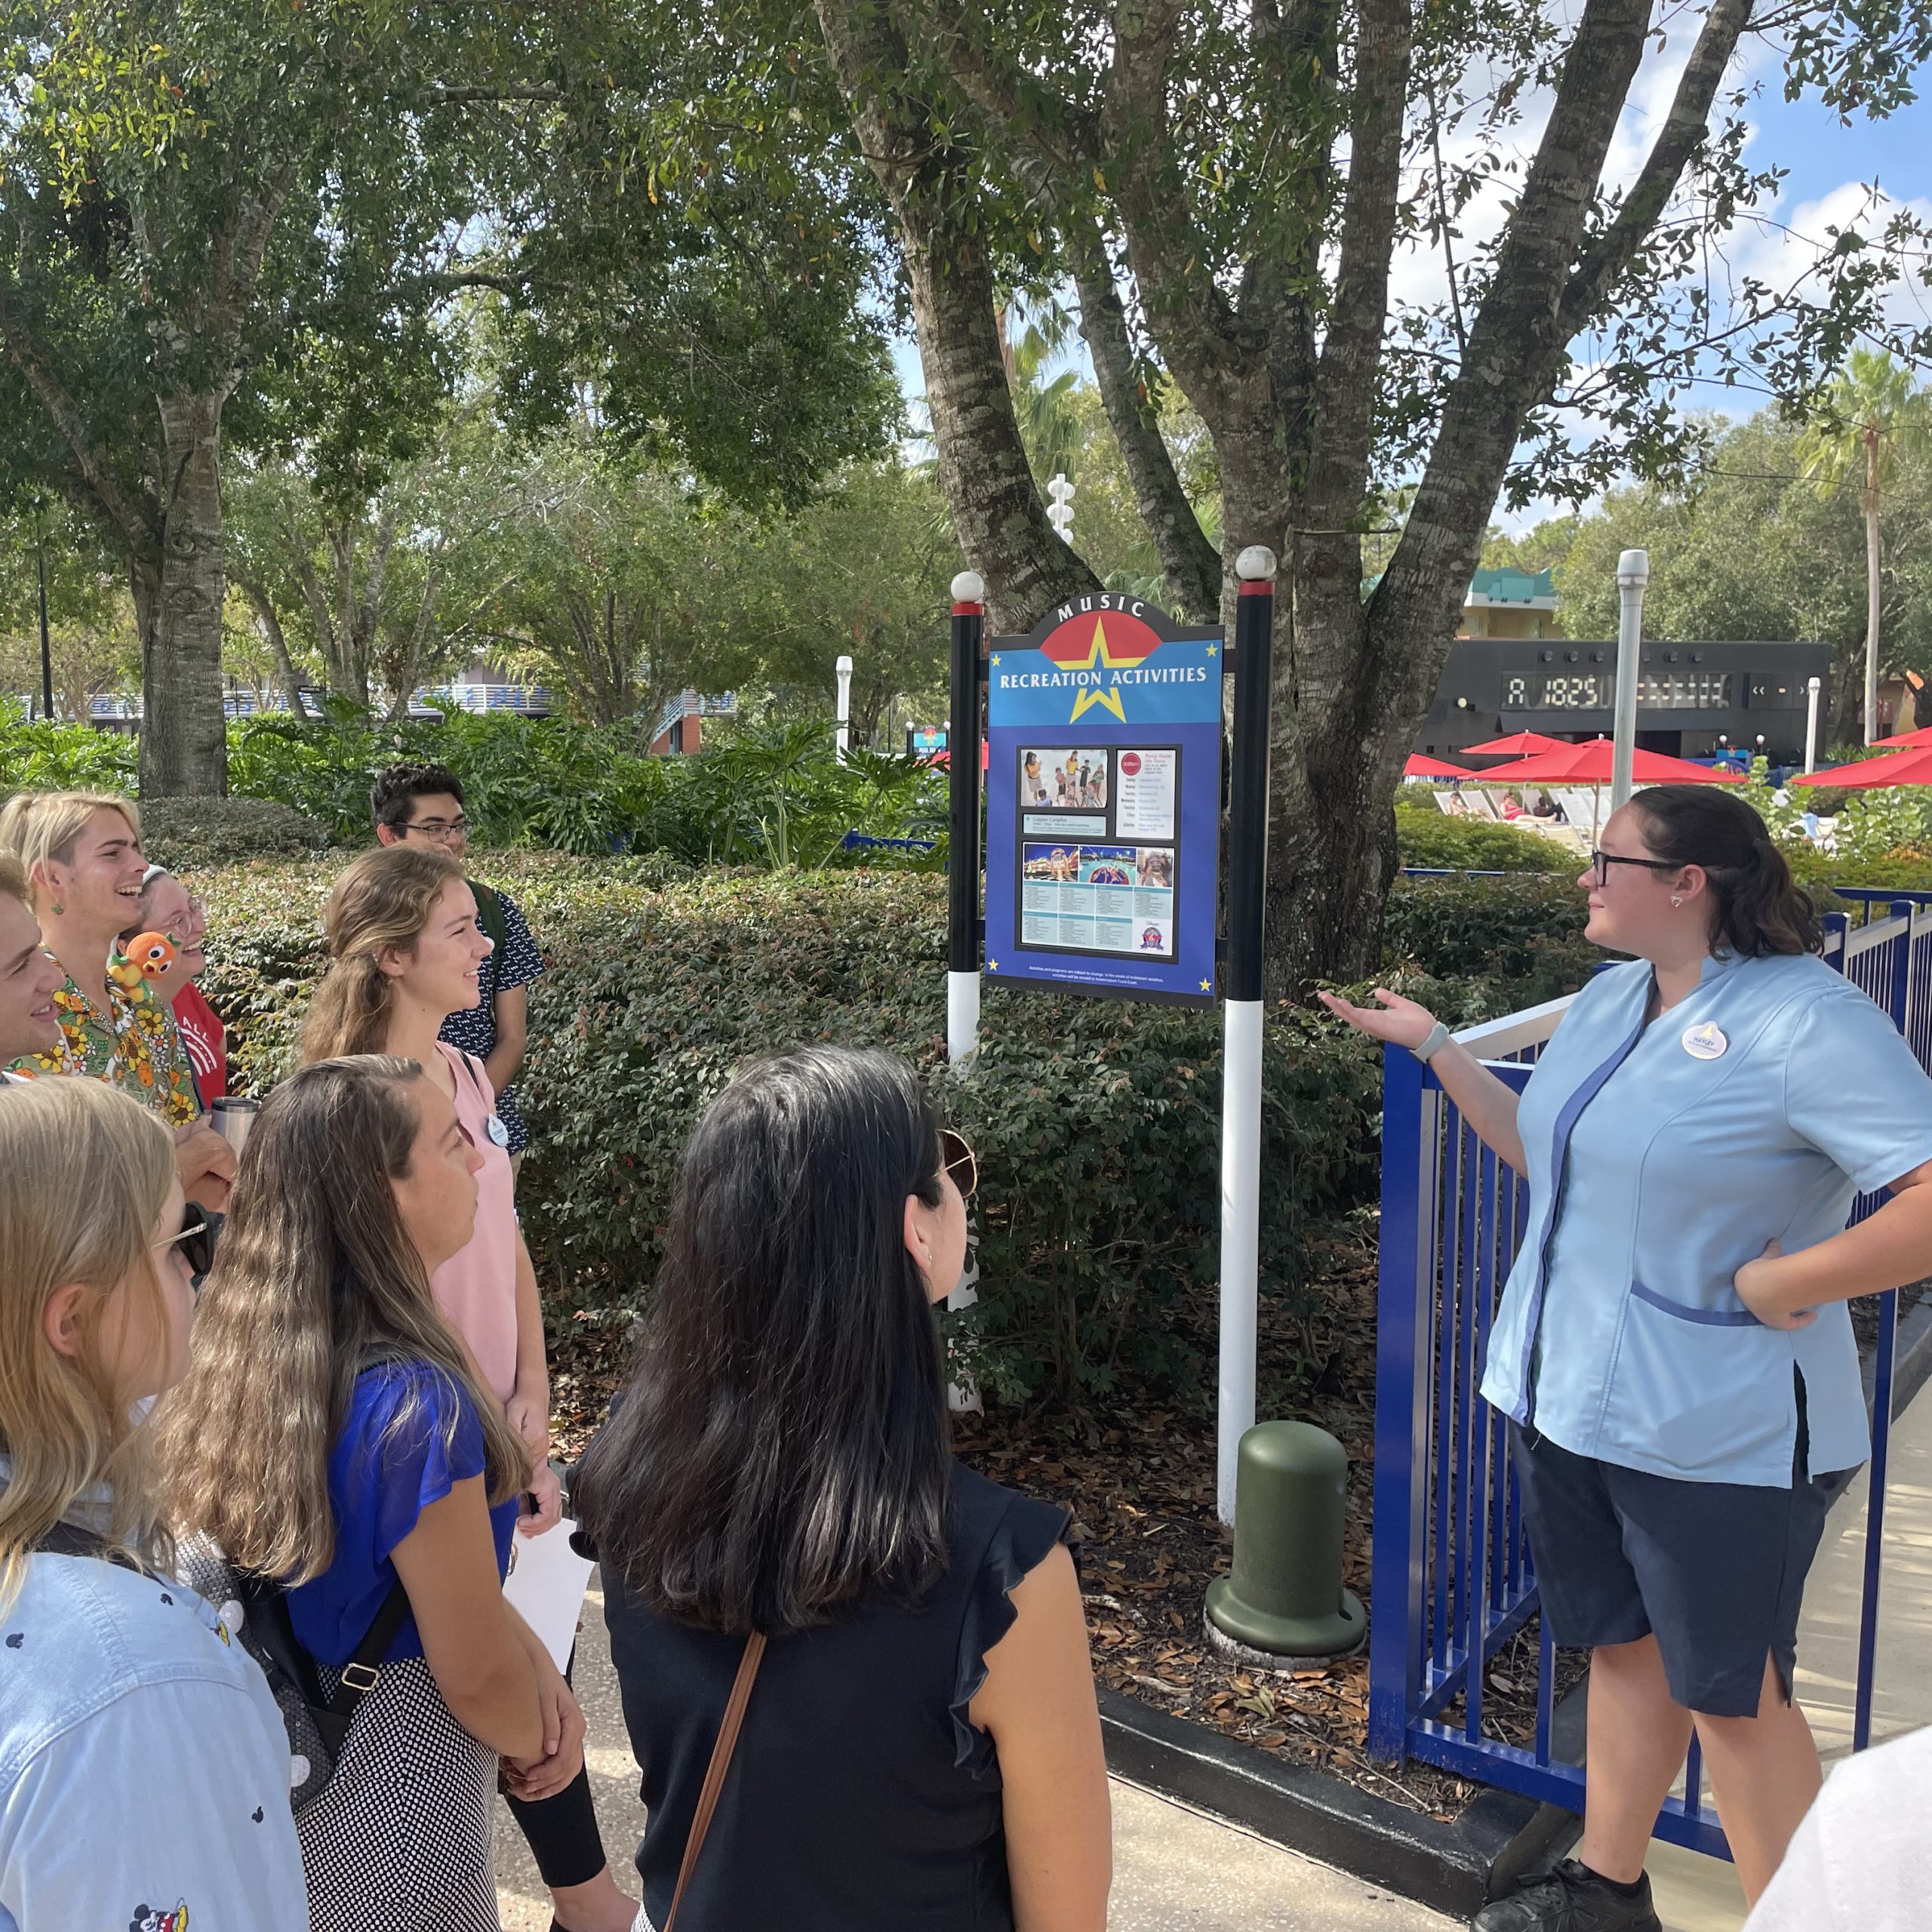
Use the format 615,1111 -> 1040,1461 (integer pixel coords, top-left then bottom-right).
884,43 -> 1930,531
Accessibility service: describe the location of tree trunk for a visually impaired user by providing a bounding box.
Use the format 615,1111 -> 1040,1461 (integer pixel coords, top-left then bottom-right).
814,0 -> 1099,633
141,394 -> 230,795
235,575 -> 311,718
1063,211 -> 1222,623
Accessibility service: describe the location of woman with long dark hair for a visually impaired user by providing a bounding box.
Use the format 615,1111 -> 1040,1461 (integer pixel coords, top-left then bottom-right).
574,1046 -> 1112,1931
1323,785 -> 1932,1927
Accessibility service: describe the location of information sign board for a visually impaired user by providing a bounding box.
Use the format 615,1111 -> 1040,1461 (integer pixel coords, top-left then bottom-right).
984,594 -> 1222,1003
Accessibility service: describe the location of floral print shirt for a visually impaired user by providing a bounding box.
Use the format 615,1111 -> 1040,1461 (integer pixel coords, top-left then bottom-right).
7,952 -> 201,1124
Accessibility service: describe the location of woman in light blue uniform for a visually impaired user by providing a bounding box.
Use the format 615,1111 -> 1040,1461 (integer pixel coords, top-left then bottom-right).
1323,786 -> 1932,1931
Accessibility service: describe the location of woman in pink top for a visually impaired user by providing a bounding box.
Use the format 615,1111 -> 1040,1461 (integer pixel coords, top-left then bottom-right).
302,843 -> 638,1932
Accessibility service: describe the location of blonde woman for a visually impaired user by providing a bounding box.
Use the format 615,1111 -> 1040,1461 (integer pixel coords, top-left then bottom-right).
0,792 -> 234,1208
0,1078 -> 306,1928
161,1057 -> 580,1931
300,847 -> 633,1932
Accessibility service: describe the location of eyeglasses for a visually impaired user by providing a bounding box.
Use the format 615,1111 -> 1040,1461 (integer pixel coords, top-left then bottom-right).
402,816 -> 469,842
939,1128 -> 977,1201
1589,848 -> 1683,888
156,1202 -> 217,1285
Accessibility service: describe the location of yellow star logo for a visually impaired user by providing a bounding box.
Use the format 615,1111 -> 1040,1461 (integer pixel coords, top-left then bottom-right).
1200,979 -> 1212,992
988,960 -> 999,972
1205,644 -> 1217,656
991,654 -> 1001,666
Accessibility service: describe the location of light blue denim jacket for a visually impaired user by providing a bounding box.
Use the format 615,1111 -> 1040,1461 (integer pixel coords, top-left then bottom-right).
1479,950 -> 1932,1487
0,1535 -> 309,1930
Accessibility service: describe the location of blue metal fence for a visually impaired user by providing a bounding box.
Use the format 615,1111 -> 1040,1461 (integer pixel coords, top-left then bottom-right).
1368,900 -> 1932,1858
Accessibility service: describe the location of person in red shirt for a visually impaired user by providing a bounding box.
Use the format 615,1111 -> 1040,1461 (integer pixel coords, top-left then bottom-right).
122,866 -> 226,1105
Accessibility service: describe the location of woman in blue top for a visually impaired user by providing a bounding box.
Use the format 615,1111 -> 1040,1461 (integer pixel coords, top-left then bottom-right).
1323,786 -> 1932,1929
162,1055 -> 585,1931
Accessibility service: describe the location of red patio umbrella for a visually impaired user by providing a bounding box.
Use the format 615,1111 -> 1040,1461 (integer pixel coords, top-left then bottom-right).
1461,730 -> 1574,758
1791,746 -> 1932,788
1474,737 -> 1741,840
1870,723 -> 1932,750
1404,753 -> 1474,778
1472,740 -> 1745,787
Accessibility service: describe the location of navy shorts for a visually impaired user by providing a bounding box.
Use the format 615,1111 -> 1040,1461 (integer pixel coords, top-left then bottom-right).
1509,1411 -> 1840,1718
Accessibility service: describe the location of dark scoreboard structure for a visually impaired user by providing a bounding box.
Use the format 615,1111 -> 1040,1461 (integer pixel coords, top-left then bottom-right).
1417,638 -> 1832,764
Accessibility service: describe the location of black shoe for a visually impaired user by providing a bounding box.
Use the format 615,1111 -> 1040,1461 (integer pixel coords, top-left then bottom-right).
1472,1859 -> 1663,1932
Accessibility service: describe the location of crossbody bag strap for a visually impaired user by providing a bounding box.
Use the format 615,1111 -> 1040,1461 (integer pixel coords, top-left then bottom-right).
662,1631 -> 767,1932
326,1579 -> 413,1712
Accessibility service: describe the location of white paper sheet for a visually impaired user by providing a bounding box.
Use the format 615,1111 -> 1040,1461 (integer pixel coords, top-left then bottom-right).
503,1515 -> 596,1673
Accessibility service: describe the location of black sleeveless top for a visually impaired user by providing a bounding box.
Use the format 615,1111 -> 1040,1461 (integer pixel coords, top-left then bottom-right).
599,1461 -> 1070,1931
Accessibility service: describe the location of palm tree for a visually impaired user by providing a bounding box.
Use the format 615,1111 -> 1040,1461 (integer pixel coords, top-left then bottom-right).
1796,351 -> 1931,744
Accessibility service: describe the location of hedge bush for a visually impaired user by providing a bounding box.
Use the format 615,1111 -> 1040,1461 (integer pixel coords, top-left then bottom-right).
1394,801 -> 1579,874
199,857 -> 1543,1403
137,797 -> 333,870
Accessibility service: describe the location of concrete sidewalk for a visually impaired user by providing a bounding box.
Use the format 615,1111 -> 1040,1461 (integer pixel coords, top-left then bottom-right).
492,1578 -> 1457,1932
493,1370 -> 1932,1932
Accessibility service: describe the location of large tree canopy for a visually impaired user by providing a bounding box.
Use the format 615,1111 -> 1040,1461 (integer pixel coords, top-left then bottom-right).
0,0 -> 898,792
804,0 -> 1932,986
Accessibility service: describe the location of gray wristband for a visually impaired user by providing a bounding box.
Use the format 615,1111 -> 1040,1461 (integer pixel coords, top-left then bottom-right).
1412,1021 -> 1455,1065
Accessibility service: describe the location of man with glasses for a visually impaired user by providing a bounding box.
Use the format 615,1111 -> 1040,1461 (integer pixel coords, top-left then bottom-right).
371,763 -> 546,1177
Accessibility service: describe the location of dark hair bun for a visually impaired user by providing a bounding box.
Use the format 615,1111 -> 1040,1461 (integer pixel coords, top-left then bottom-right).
1630,786 -> 1820,957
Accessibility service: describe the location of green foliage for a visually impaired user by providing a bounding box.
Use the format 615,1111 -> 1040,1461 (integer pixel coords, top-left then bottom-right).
135,798 -> 332,872
0,706 -> 139,792
1380,876 -> 1595,1014
1394,801 -> 1579,875
223,709 -> 946,866
185,850 -> 1627,1405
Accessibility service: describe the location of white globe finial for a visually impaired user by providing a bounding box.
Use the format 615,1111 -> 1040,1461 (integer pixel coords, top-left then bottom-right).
1617,548 -> 1650,586
1235,546 -> 1277,583
951,571 -> 986,604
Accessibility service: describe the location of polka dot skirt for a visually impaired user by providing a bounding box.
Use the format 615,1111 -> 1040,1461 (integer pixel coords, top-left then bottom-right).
300,1655 -> 500,1932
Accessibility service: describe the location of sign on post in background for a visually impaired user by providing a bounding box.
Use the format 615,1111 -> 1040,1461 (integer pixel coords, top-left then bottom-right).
984,595 -> 1222,1005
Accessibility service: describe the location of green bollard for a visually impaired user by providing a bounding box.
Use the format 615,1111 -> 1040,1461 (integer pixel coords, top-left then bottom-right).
1205,1420 -> 1366,1661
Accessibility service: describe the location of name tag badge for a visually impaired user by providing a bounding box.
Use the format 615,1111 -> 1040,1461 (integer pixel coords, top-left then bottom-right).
1681,1021 -> 1728,1060
487,1114 -> 512,1149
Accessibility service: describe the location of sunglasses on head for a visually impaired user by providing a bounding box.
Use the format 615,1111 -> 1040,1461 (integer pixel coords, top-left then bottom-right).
157,1202 -> 217,1286
938,1127 -> 977,1201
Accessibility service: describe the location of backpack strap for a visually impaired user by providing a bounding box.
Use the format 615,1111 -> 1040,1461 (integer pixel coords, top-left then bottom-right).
468,878 -> 509,962
327,1579 -> 413,1709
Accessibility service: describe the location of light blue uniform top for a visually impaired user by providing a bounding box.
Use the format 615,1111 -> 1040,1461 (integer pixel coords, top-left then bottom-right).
0,1544 -> 309,1930
1480,950 -> 1932,1487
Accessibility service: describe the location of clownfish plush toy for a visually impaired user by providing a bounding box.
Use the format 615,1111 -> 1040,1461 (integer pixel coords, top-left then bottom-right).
110,931 -> 179,990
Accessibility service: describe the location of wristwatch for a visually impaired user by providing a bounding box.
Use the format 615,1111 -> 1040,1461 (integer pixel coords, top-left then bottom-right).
1412,1021 -> 1455,1065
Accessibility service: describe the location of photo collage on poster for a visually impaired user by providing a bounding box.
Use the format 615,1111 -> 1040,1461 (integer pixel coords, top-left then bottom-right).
1017,746 -> 1180,958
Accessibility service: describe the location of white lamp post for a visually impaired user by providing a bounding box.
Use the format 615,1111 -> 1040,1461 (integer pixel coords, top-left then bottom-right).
1610,549 -> 1648,813
835,653 -> 854,758
1805,677 -> 1822,774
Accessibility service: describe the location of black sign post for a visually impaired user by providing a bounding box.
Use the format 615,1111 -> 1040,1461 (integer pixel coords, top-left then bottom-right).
947,571 -> 986,1064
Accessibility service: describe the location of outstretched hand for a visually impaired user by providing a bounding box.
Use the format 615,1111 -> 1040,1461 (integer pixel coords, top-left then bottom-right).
1315,987 -> 1438,1052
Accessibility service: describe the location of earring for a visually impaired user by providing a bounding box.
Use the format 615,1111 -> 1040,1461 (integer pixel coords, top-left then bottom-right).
50,901 -> 63,916
1670,895 -> 1683,907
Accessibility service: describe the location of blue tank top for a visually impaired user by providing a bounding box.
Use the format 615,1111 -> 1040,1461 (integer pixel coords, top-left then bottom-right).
598,1461 -> 1069,1930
